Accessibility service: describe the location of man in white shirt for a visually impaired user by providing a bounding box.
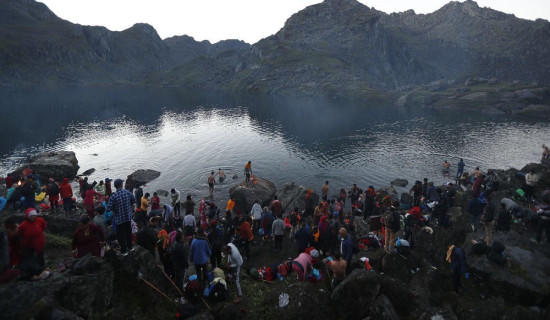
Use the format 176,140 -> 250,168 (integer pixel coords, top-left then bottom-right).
250,199 -> 262,231
224,243 -> 243,303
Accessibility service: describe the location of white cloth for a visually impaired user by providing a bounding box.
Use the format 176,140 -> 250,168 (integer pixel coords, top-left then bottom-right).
251,203 -> 263,220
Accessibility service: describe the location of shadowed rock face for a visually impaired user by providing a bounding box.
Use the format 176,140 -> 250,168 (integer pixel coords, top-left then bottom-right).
275,182 -> 319,213
130,169 -> 161,188
12,151 -> 79,180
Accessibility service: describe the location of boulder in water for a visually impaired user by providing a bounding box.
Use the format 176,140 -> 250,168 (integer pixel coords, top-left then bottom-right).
13,151 -> 79,180
80,168 -> 95,176
229,176 -> 276,214
232,174 -> 238,179
130,169 -> 161,188
391,179 -> 409,187
156,189 -> 169,197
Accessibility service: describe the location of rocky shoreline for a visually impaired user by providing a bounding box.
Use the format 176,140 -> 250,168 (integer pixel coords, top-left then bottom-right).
0,153 -> 549,319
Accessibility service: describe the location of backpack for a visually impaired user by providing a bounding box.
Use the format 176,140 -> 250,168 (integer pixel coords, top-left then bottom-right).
277,263 -> 288,277
383,211 -> 394,227
184,280 -> 201,304
208,282 -> 228,302
49,183 -> 59,196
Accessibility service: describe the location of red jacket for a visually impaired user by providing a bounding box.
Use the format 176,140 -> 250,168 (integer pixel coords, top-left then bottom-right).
239,221 -> 253,241
60,179 -> 73,198
17,217 -> 47,253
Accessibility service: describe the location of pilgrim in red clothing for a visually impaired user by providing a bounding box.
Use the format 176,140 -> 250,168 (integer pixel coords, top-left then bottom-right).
17,208 -> 47,268
71,215 -> 105,258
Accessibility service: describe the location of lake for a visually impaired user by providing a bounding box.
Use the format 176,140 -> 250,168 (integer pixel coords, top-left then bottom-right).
0,86 -> 547,205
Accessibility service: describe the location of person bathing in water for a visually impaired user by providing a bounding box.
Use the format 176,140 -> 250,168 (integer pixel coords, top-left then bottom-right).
218,168 -> 226,182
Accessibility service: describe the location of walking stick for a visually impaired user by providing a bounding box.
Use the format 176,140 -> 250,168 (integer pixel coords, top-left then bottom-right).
138,276 -> 174,303
157,265 -> 184,296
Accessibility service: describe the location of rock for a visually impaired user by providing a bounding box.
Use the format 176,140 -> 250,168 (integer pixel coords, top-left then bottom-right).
488,77 -> 499,85
426,80 -> 448,92
13,151 -> 79,180
369,294 -> 400,320
377,186 -> 399,202
275,182 -> 319,213
455,297 -> 507,320
130,169 -> 161,188
229,176 -> 276,214
465,77 -> 488,86
0,256 -> 113,320
156,189 -> 169,197
400,192 -> 413,205
396,93 -> 411,106
211,302 -> 242,320
455,87 -> 471,94
391,179 -> 408,187
459,92 -> 488,101
188,312 -> 215,320
331,269 -> 381,319
80,168 -> 95,176
232,175 -> 238,179
43,215 -> 80,238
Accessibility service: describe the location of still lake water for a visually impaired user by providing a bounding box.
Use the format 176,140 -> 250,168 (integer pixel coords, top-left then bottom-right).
0,86 -> 547,205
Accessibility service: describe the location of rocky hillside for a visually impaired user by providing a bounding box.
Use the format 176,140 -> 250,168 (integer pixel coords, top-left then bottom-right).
1,0 -> 549,100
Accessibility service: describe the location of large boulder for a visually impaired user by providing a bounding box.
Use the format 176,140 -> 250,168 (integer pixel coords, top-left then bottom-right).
229,176 -> 276,214
368,294 -> 400,320
0,256 -> 113,320
13,151 -> 79,180
130,169 -> 161,188
391,179 -> 408,187
378,186 -> 399,202
400,192 -> 413,205
275,182 -> 319,213
331,269 -> 381,319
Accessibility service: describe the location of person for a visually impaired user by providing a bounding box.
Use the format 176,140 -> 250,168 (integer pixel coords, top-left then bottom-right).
292,251 -> 312,281
218,168 -> 226,183
4,216 -> 22,267
270,195 -> 283,217
467,196 -> 484,233
208,220 -> 224,268
349,184 -> 361,204
250,200 -> 262,231
238,218 -> 253,258
456,158 -> 465,181
190,228 -> 211,288
495,203 -> 511,232
313,202 -> 323,227
21,176 -> 35,210
137,217 -> 159,257
107,179 -> 136,256
339,227 -> 353,275
94,180 -> 106,196
6,183 -> 21,212
124,175 -> 134,192
140,193 -> 150,216
272,214 -> 285,252
322,181 -> 329,201
224,243 -> 243,303
294,222 -> 312,254
443,160 -> 451,171
427,182 -> 440,203
170,188 -> 181,218
447,244 -> 466,294
47,178 -> 60,213
208,171 -> 215,196
226,197 -> 236,215
198,197 -> 208,229
305,189 -> 315,217
383,203 -> 401,253
5,173 -> 14,189
93,206 -> 107,237
102,179 -> 111,197
71,215 -> 105,258
482,200 -> 495,246
409,181 -> 423,207
183,194 -> 195,216
163,204 -> 174,227
524,170 -> 538,200
183,211 -> 197,237
244,161 -> 252,185
535,194 -> 550,244
170,231 -> 189,292
150,192 -> 160,211
84,186 -> 103,218
422,178 -> 429,200
289,207 -> 301,240
207,202 -> 218,221
260,208 -> 274,241
17,208 -> 47,269
330,251 -> 347,288
318,215 -> 331,256
472,175 -> 484,199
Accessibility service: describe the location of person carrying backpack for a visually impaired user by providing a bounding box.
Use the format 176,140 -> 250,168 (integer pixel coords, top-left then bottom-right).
383,202 -> 401,252
47,178 -> 60,213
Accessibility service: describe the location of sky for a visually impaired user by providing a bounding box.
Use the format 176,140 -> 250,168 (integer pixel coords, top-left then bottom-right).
39,0 -> 550,44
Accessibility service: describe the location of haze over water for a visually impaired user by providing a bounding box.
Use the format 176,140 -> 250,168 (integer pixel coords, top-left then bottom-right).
0,86 -> 546,205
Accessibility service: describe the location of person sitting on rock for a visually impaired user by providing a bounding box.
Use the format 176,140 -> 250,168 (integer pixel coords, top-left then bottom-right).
71,215 -> 105,258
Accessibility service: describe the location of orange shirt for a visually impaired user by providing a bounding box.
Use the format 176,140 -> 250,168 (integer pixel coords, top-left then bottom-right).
226,198 -> 235,211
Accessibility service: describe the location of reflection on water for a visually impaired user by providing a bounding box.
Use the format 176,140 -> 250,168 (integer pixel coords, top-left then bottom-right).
0,86 -> 547,206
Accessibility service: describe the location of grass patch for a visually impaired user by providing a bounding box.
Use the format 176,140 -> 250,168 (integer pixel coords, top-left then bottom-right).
45,232 -> 72,249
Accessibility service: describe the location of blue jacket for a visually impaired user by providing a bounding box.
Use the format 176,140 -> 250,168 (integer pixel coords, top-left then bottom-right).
467,198 -> 484,217
450,247 -> 466,274
341,234 -> 353,262
189,237 -> 211,265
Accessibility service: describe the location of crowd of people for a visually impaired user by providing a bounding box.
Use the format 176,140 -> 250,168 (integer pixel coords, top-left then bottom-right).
1,156 -> 549,305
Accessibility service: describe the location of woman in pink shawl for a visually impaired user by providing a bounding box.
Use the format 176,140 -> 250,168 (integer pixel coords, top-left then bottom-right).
198,198 -> 208,229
